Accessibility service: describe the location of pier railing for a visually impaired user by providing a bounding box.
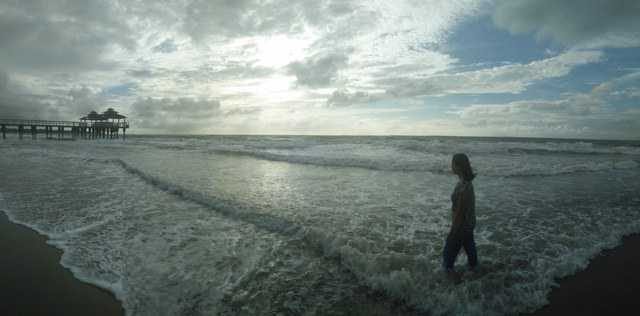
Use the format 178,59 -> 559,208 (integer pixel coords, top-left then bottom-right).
0,119 -> 129,128
0,119 -> 82,127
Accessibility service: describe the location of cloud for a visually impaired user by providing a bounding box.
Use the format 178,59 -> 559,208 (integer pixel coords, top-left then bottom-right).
0,71 -> 7,91
2,0 -> 636,138
182,0 -> 304,40
493,0 -> 640,48
65,86 -> 105,115
3,62 -> 142,121
0,0 -> 486,132
591,71 -> 640,99
326,89 -> 379,107
387,50 -> 602,97
153,39 -> 178,54
180,63 -> 275,82
0,0 -> 135,71
130,97 -> 223,133
458,101 -> 640,139
457,101 -> 588,137
459,96 -> 602,120
127,69 -> 156,78
0,92 -> 59,120
101,83 -> 138,97
455,73 -> 640,139
288,53 -> 348,88
0,80 -> 129,121
0,70 -> 58,119
222,106 -> 262,117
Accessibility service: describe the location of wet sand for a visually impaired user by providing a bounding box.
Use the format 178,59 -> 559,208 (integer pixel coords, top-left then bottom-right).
528,234 -> 640,316
0,211 -> 124,316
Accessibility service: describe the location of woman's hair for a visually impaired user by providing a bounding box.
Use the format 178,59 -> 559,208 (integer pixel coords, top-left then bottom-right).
452,153 -> 475,181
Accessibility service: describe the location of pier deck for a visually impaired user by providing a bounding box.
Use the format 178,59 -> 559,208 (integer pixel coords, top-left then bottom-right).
0,119 -> 129,140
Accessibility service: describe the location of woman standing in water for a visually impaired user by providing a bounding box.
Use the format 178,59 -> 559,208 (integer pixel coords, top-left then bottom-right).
443,153 -> 478,278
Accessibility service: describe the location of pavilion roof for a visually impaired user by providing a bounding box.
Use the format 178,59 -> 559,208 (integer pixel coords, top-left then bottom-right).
85,111 -> 104,120
81,109 -> 127,121
102,108 -> 127,119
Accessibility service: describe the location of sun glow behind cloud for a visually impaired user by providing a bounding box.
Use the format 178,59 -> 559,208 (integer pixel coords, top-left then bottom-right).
252,33 -> 317,68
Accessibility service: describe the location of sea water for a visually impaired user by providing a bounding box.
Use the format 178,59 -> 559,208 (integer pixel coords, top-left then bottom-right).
0,136 -> 639,315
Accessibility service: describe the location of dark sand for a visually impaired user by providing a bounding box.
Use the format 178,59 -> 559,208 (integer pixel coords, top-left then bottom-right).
528,234 -> 640,316
0,211 -> 124,316
2,208 -> 639,316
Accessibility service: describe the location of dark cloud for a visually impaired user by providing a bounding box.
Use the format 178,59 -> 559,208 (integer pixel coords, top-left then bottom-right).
0,0 -> 135,72
326,89 -> 375,107
0,70 -> 117,120
1,84 -> 117,121
327,1 -> 357,16
0,96 -> 60,120
127,69 -> 155,78
0,93 -> 60,120
493,0 -> 640,48
0,70 -> 60,119
288,53 -> 348,88
0,71 -> 7,91
63,86 -> 108,119
223,106 -> 262,116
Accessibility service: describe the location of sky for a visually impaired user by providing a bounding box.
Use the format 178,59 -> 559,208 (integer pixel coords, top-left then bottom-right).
0,0 -> 639,139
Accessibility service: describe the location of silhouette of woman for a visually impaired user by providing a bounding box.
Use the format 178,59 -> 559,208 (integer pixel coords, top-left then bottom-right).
443,153 -> 478,279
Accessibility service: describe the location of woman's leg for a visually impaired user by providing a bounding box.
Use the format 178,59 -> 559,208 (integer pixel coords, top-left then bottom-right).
462,229 -> 478,268
442,234 -> 463,270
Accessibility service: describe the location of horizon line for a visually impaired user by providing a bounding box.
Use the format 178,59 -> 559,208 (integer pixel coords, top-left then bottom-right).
123,133 -> 640,142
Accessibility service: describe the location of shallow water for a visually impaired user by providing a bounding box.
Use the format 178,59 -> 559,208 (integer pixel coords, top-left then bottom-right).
1,136 -> 639,315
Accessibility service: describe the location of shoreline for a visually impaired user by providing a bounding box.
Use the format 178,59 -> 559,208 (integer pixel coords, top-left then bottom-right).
0,211 -> 124,316
527,233 -> 640,315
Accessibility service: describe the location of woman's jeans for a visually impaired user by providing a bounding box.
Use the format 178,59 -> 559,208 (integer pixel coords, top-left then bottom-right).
442,228 -> 478,271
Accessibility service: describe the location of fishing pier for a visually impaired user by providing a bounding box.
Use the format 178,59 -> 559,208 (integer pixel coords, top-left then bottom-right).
0,108 -> 129,140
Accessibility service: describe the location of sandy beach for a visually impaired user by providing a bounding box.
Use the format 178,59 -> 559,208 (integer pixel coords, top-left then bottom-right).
0,211 -> 124,316
528,233 -> 640,315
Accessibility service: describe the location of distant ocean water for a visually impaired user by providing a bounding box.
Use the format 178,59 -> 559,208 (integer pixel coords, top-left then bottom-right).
1,135 -> 639,315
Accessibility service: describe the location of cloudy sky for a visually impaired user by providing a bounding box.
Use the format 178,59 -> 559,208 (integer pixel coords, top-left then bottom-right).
0,0 -> 639,138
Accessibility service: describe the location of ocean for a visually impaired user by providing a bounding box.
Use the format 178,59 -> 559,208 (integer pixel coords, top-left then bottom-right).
1,135 -> 639,315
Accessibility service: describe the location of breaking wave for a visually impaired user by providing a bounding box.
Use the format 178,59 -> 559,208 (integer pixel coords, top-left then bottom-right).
207,147 -> 638,177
